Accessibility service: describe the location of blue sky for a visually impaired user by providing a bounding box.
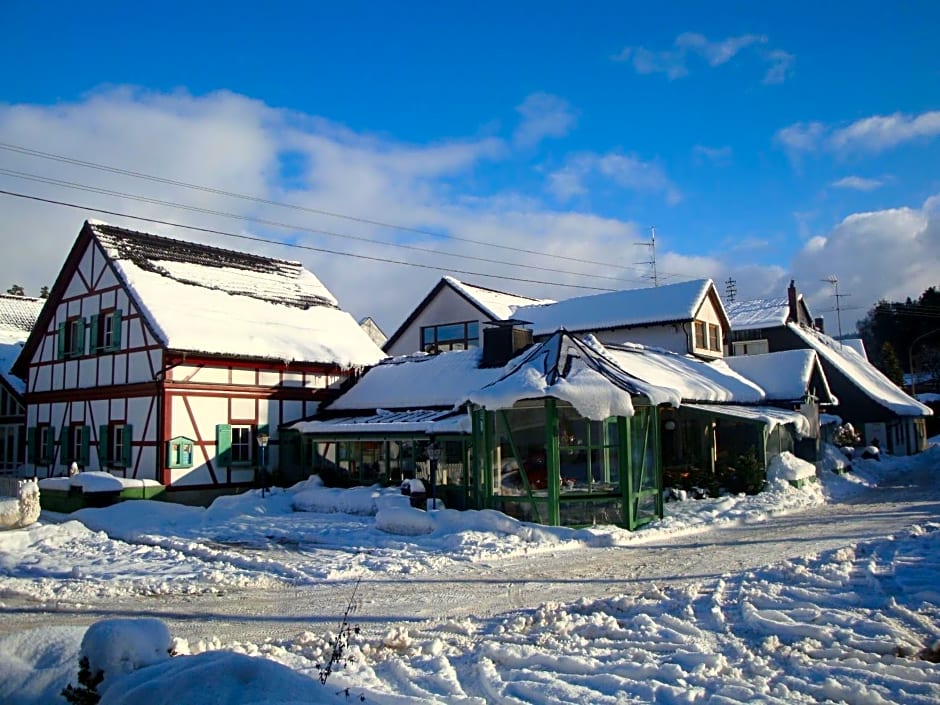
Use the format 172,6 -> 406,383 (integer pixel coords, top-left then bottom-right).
1,1 -> 938,332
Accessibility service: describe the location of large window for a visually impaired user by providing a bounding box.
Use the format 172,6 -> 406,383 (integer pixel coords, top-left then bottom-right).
0,425 -> 18,470
421,321 -> 479,353
0,387 -> 21,417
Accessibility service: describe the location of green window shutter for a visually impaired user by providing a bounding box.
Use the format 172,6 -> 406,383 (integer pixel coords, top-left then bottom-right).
57,322 -> 67,359
80,426 -> 90,466
59,427 -> 69,463
45,429 -> 55,464
109,309 -> 123,352
89,315 -> 100,353
99,424 -> 110,465
216,424 -> 232,467
122,424 -> 133,466
26,427 -> 36,463
75,319 -> 86,357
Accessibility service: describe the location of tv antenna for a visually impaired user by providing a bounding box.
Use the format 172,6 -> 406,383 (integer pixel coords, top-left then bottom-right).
822,275 -> 850,346
725,276 -> 737,303
634,226 -> 659,287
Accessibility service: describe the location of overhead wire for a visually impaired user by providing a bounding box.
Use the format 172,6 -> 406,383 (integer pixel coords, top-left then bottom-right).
0,188 -> 626,292
0,167 -> 659,288
0,140 -> 684,277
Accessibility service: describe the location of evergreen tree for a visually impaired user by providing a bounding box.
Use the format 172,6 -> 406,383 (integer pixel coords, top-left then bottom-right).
880,341 -> 904,386
6,284 -> 25,296
39,285 -> 50,298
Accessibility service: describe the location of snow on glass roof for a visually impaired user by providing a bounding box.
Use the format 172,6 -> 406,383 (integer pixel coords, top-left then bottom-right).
293,408 -> 470,435
514,278 -> 715,336
602,341 -> 765,404
89,222 -> 385,367
328,347 -> 504,411
468,331 -> 676,420
684,403 -> 811,437
444,276 -> 555,320
787,323 -> 931,417
723,349 -> 836,404
725,297 -> 790,331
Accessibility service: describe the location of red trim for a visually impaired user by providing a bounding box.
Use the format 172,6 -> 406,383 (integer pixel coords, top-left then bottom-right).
25,383 -> 158,405
165,354 -> 346,375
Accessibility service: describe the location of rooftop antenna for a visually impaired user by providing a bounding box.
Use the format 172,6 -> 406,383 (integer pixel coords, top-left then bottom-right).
725,276 -> 737,304
634,226 -> 659,287
822,275 -> 849,347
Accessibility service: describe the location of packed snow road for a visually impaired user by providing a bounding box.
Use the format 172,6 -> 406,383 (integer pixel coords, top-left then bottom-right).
2,457 -> 937,648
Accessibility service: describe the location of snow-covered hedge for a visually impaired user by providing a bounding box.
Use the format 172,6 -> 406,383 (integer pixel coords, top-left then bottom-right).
767,452 -> 817,483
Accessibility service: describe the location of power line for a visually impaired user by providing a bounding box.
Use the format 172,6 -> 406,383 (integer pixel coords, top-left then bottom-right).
0,167 -> 659,288
0,140 -> 682,277
0,188 -> 627,293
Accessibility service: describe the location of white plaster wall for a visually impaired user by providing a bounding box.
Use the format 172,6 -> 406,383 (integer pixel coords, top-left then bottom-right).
385,287 -> 487,356
232,368 -> 255,385
231,396 -> 255,420
593,325 -> 690,353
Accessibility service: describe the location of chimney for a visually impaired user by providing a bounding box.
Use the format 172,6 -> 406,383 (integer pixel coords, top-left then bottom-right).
482,320 -> 533,367
814,317 -> 825,333
787,280 -> 799,323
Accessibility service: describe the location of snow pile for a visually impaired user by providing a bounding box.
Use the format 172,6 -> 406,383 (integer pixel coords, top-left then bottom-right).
0,626 -> 84,705
817,442 -> 851,473
0,479 -> 40,530
292,484 -> 408,515
78,618 -> 173,694
767,451 -> 817,483
70,471 -> 125,493
375,506 -> 435,535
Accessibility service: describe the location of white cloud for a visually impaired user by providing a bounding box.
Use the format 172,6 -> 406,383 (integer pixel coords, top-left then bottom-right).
513,92 -> 578,148
613,32 -> 788,83
692,144 -> 732,165
830,175 -> 884,191
547,152 -> 681,205
790,195 -> 940,319
777,110 -> 940,157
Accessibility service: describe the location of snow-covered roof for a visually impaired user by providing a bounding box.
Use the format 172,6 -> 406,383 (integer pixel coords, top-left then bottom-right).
358,317 -> 388,347
328,347 -> 504,411
292,409 -> 470,435
0,341 -> 26,394
514,279 -> 719,336
468,331 -> 675,420
89,222 -> 385,367
723,350 -> 836,404
725,297 -> 790,331
0,294 -> 43,345
787,323 -> 931,417
684,403 -> 811,437
839,338 -> 867,359
443,276 -> 554,320
602,342 -> 765,404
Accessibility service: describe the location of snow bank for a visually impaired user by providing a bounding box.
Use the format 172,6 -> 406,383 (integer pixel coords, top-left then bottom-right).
375,506 -> 435,535
292,484 -> 408,515
81,619 -> 173,685
767,451 -> 817,483
0,626 -> 84,705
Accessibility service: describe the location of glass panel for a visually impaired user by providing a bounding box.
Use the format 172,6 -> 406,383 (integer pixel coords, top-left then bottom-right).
560,498 -> 624,526
558,405 -> 619,493
436,323 -> 466,342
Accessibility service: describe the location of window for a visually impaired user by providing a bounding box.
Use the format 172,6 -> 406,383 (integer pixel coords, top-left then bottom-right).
216,424 -> 255,467
0,425 -> 18,468
99,423 -> 133,467
165,436 -> 195,469
29,425 -> 55,465
57,317 -> 86,359
90,309 -> 123,353
61,425 -> 90,466
421,321 -> 480,353
0,387 -> 22,417
694,321 -> 707,349
708,324 -> 722,352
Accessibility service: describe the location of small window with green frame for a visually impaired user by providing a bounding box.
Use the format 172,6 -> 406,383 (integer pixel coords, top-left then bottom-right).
166,436 -> 195,469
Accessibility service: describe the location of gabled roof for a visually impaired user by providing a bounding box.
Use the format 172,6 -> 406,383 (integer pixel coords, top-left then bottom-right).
725,298 -> 790,331
359,317 -> 388,347
514,279 -> 729,337
382,276 -> 553,352
787,323 -> 931,417
0,294 -> 44,345
468,331 -> 675,419
602,342 -> 764,404
723,349 -> 837,404
16,221 -> 385,371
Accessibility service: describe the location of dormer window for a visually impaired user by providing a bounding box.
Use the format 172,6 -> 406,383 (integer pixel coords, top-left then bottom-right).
708,324 -> 721,352
421,321 -> 480,353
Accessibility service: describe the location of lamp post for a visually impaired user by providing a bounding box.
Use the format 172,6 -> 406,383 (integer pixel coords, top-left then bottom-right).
909,328 -> 940,396
426,441 -> 441,510
256,431 -> 269,498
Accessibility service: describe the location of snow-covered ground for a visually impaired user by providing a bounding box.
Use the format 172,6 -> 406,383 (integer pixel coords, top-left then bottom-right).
1,445 -> 939,704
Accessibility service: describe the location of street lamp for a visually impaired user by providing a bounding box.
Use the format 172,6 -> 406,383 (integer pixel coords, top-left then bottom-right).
909,328 -> 940,396
426,441 -> 441,510
256,431 -> 270,498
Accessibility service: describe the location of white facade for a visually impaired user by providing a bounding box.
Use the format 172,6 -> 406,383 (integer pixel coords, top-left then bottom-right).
385,285 -> 491,356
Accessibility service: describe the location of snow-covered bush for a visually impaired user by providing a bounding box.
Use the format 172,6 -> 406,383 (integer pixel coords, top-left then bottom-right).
833,422 -> 861,447
0,479 -> 40,530
767,452 -> 817,485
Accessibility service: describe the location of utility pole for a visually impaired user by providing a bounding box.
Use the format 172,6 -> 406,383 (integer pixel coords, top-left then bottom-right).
634,227 -> 659,287
822,276 -> 850,346
725,277 -> 737,304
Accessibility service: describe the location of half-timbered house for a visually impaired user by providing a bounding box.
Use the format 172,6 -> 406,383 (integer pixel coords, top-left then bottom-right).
12,221 -> 385,498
